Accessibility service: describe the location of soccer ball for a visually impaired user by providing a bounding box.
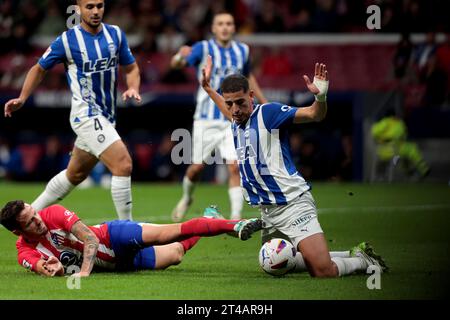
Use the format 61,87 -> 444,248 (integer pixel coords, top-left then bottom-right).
259,238 -> 296,276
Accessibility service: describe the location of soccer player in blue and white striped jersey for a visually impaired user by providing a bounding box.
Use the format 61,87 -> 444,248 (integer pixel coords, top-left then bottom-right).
201,56 -> 388,277
4,0 -> 140,221
170,12 -> 267,222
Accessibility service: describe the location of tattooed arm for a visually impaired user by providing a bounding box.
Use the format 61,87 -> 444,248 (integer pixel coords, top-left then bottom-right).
70,221 -> 99,277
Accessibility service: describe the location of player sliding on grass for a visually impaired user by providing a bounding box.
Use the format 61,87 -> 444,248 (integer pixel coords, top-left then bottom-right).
0,200 -> 262,277
201,56 -> 388,277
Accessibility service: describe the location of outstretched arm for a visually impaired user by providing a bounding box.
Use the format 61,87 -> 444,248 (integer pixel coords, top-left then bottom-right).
293,63 -> 329,124
201,55 -> 232,121
248,73 -> 268,104
170,46 -> 192,69
122,62 -> 142,103
4,64 -> 47,117
70,221 -> 99,277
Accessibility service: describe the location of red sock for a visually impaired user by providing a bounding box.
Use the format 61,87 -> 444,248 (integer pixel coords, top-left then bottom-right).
180,236 -> 201,252
180,218 -> 237,237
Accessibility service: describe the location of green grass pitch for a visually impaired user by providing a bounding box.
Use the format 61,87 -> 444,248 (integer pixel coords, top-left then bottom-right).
0,181 -> 449,300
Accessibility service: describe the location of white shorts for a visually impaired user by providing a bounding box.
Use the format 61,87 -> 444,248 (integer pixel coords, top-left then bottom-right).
192,120 -> 237,164
260,191 -> 323,249
71,116 -> 121,158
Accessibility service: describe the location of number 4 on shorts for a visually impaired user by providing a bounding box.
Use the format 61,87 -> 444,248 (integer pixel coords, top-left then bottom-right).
94,118 -> 103,131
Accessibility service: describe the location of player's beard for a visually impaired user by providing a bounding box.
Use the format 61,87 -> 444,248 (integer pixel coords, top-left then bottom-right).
233,114 -> 245,124
83,16 -> 102,30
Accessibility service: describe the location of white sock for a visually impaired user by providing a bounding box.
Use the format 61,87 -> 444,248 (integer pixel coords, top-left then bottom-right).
331,257 -> 366,276
228,186 -> 243,220
294,252 -> 307,272
31,170 -> 75,210
330,251 -> 351,258
182,176 -> 195,201
294,251 -> 351,272
111,176 -> 133,220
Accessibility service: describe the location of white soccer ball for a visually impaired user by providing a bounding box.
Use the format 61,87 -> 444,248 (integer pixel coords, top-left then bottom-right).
259,238 -> 296,276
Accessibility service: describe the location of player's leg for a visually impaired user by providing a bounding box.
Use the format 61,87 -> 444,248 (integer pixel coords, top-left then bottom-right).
400,141 -> 430,177
133,237 -> 201,270
183,162 -> 205,201
172,163 -> 205,222
297,233 -> 338,277
107,221 -> 199,271
294,219 -> 383,277
105,220 -> 182,271
172,120 -> 213,222
132,243 -> 184,270
66,147 -> 100,184
99,139 -> 133,220
68,115 -> 132,220
293,223 -> 365,278
260,193 -> 329,275
154,236 -> 202,269
262,218 -> 310,273
226,158 -> 243,219
218,124 -> 243,220
261,228 -> 351,273
227,163 -> 243,219
141,216 -> 262,245
107,218 -> 261,271
153,243 -> 185,269
265,192 -> 376,277
299,233 -> 389,277
31,146 -> 98,210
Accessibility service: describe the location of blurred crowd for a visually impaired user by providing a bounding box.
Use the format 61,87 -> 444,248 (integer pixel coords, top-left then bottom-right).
392,31 -> 450,110
1,0 -> 449,55
1,0 -> 449,92
289,131 -> 353,181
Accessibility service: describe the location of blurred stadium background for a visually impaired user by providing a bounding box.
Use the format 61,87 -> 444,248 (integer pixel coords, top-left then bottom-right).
0,0 -> 449,185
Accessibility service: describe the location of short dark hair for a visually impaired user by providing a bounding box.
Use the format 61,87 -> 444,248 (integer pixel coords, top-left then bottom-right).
213,11 -> 234,19
0,200 -> 25,231
220,74 -> 249,94
211,12 -> 235,27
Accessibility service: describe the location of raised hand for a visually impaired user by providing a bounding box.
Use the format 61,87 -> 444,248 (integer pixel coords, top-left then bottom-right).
303,63 -> 329,102
201,55 -> 213,90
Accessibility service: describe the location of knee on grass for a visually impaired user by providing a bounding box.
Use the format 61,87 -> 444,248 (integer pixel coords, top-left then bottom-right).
308,263 -> 338,278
